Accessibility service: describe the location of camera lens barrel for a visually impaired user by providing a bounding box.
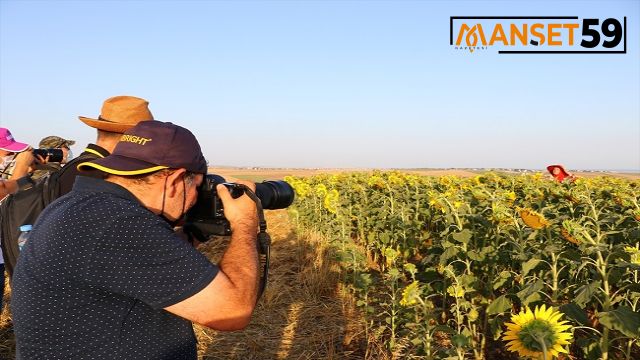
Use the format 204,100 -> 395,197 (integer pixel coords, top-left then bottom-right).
255,181 -> 295,209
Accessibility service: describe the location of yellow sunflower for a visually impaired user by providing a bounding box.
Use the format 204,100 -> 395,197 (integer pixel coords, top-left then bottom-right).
518,207 -> 549,230
624,245 -> 640,265
503,305 -> 572,359
323,189 -> 340,214
561,228 -> 580,245
446,284 -> 465,298
399,281 -> 421,306
315,183 -> 328,197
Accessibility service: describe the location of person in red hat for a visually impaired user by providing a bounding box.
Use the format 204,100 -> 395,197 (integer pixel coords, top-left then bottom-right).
546,164 -> 576,182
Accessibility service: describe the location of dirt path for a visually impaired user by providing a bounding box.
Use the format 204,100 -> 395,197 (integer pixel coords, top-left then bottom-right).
195,210 -> 366,359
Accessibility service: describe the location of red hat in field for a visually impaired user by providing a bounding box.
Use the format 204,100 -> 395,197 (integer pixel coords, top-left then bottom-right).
547,165 -> 571,182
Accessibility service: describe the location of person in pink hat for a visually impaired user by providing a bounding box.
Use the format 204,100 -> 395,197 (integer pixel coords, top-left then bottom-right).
0,127 -> 36,311
0,127 -> 35,181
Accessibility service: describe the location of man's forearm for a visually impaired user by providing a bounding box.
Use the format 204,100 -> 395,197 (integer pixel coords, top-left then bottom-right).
218,221 -> 260,307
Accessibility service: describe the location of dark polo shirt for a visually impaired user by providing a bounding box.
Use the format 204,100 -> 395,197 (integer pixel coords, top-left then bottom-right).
11,176 -> 218,360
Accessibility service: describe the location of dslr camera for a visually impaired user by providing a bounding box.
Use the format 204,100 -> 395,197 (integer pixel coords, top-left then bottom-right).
33,148 -> 64,163
185,174 -> 295,240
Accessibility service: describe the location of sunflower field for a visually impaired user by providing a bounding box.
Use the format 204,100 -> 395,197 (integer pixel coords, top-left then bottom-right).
285,171 -> 640,359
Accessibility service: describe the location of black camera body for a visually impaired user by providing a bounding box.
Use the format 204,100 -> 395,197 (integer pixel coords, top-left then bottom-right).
33,148 -> 64,163
185,174 -> 295,239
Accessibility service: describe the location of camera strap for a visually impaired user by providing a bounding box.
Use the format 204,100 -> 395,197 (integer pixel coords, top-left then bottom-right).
237,185 -> 271,302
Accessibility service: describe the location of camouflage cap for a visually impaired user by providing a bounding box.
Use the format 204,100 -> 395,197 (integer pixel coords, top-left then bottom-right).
39,136 -> 76,149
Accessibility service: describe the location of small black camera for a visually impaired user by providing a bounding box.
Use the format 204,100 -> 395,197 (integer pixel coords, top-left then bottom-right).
184,174 -> 295,240
33,148 -> 64,163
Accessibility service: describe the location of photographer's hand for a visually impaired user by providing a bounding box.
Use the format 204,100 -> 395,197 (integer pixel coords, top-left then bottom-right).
217,181 -> 259,232
10,149 -> 35,180
165,180 -> 260,330
34,153 -> 49,165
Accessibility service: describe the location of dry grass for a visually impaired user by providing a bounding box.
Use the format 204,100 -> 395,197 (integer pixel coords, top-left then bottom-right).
194,210 -> 368,359
0,280 -> 14,360
0,210 -> 371,359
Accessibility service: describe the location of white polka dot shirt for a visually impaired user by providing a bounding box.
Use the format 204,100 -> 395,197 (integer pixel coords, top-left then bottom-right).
11,176 -> 218,359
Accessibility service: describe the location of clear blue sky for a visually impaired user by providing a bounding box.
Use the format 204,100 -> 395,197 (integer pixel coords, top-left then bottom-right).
1,0 -> 638,171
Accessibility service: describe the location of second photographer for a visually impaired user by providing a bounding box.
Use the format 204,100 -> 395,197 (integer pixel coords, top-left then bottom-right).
30,135 -> 76,179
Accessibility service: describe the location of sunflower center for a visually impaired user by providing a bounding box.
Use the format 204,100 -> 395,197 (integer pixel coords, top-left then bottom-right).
518,319 -> 557,352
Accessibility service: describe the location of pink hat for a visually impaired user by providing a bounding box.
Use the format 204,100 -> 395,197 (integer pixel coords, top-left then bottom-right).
0,128 -> 29,152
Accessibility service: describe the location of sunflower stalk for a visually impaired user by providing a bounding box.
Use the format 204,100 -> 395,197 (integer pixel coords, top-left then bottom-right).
442,197 -> 463,232
550,252 -> 560,303
385,265 -> 399,352
625,339 -> 637,360
413,295 -> 435,360
534,332 -> 549,360
584,194 -> 612,360
544,227 -> 561,303
597,207 -> 611,359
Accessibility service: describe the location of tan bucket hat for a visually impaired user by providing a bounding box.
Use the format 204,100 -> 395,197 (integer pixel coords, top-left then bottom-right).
78,95 -> 154,133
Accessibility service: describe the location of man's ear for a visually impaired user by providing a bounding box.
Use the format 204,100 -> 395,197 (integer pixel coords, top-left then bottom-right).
165,168 -> 187,197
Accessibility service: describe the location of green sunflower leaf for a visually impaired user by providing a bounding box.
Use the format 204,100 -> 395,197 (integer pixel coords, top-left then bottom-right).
574,280 -> 601,308
522,258 -> 541,277
598,306 -> 640,338
486,295 -> 512,315
452,229 -> 472,244
559,302 -> 589,326
517,279 -> 543,305
451,334 -> 470,348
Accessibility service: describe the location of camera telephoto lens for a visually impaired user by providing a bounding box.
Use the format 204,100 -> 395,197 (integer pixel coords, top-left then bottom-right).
255,181 -> 295,209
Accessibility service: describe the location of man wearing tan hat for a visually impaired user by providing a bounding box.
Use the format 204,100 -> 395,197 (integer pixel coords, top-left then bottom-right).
0,96 -> 155,279
56,95 -> 154,195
